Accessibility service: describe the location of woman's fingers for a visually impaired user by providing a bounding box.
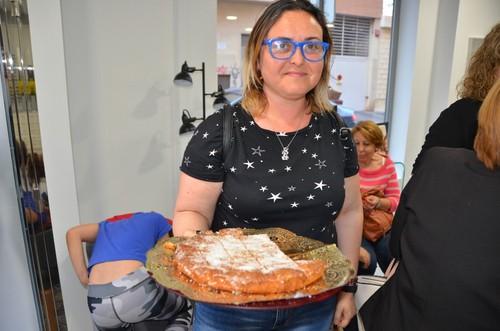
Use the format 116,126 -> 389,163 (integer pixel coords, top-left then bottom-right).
384,258 -> 399,279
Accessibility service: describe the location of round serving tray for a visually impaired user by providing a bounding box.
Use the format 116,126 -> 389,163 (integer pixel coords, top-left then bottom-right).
146,227 -> 354,308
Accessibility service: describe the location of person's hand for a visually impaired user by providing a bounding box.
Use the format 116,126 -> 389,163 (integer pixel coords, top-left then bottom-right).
364,195 -> 380,210
333,291 -> 357,328
384,258 -> 399,279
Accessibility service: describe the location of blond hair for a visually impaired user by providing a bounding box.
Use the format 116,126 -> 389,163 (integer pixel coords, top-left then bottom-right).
241,0 -> 333,116
352,121 -> 385,150
458,22 -> 500,101
474,78 -> 500,169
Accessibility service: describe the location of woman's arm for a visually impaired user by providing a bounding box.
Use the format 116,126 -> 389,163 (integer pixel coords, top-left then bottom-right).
334,174 -> 363,327
336,174 -> 363,272
66,223 -> 99,287
173,172 -> 223,237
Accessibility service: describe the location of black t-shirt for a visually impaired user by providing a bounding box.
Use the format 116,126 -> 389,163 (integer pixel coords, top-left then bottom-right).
180,104 -> 358,244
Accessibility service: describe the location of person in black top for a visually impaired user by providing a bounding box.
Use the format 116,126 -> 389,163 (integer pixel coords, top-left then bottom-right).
172,1 -> 363,330
412,22 -> 500,174
360,78 -> 500,331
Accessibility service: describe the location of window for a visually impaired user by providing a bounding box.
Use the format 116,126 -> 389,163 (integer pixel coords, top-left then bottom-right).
330,15 -> 372,57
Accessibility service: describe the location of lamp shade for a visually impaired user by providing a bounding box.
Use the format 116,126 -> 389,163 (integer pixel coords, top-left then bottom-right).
179,121 -> 196,134
173,62 -> 194,86
173,71 -> 193,86
179,109 -> 198,134
213,94 -> 229,110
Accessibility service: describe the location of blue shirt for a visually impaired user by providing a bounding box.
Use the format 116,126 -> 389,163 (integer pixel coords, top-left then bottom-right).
88,211 -> 171,268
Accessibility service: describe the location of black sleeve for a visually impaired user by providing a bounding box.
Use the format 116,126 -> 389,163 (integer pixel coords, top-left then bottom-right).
391,148 -> 435,258
179,111 -> 225,182
389,182 -> 412,259
343,130 -> 359,178
412,99 -> 479,174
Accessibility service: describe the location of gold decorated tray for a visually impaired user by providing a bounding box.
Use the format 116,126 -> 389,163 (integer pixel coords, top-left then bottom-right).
146,228 -> 354,308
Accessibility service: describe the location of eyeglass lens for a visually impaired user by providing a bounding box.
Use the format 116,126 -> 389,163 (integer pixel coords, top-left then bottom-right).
270,39 -> 325,61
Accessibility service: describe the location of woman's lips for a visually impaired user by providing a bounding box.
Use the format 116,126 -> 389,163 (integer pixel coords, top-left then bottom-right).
285,71 -> 307,77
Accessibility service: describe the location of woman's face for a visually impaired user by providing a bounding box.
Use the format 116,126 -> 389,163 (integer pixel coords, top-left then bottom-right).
353,132 -> 377,164
259,10 -> 324,102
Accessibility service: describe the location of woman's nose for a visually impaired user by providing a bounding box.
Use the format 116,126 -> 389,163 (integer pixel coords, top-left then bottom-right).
289,47 -> 305,65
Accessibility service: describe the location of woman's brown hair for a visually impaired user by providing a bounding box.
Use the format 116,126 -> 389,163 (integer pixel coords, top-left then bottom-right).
352,121 -> 385,150
241,0 -> 333,116
474,78 -> 500,169
458,22 -> 500,101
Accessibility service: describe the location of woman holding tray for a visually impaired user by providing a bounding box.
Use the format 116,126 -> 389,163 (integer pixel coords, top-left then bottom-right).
172,0 -> 363,330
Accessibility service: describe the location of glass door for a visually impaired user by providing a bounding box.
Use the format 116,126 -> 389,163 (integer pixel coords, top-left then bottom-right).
0,0 -> 66,329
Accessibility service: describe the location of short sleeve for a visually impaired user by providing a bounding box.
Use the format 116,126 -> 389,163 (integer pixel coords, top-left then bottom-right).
180,111 -> 225,182
343,130 -> 359,177
151,212 -> 171,239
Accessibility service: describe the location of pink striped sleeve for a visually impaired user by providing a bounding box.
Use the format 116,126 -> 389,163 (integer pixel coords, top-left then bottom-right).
384,159 -> 401,212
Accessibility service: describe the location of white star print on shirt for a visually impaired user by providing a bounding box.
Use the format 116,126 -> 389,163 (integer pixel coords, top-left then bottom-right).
285,166 -> 292,172
277,132 -> 288,137
311,153 -> 318,159
230,167 -> 237,173
291,202 -> 299,208
267,193 -> 283,203
314,180 -> 327,191
260,186 -> 268,192
307,194 -> 315,200
331,128 -> 337,134
268,168 -> 276,173
325,201 -> 333,207
302,148 -> 307,154
206,164 -> 213,169
251,146 -> 266,156
202,132 -> 209,139
209,149 -> 217,156
315,160 -> 327,169
314,133 -> 322,140
244,160 -> 254,169
240,126 -> 248,132
183,156 -> 191,167
288,186 -> 296,191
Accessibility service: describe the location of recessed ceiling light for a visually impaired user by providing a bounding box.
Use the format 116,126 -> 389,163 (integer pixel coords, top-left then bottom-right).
226,15 -> 238,21
245,27 -> 252,32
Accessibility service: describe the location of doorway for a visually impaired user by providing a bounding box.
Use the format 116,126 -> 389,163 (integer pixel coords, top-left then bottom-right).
0,0 -> 66,329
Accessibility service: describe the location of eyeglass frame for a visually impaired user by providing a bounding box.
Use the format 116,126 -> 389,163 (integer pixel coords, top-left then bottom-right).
262,38 -> 330,62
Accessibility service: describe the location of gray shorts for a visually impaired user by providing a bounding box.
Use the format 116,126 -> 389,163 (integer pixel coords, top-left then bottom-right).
87,267 -> 190,330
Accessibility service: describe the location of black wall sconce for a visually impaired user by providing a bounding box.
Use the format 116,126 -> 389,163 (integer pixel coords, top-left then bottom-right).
173,61 -> 229,134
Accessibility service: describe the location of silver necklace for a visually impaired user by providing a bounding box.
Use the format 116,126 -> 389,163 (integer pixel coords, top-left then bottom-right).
275,129 -> 300,161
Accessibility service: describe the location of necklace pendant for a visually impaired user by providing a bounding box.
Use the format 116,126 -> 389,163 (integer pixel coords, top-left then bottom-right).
281,147 -> 289,161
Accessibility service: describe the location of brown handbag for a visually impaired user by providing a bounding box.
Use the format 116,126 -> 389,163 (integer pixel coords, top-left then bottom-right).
362,188 -> 393,242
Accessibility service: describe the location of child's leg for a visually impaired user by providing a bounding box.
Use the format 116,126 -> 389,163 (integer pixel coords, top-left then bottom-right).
88,267 -> 191,329
87,295 -> 130,330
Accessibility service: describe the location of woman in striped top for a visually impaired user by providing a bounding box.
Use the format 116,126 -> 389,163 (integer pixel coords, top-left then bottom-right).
352,121 -> 401,275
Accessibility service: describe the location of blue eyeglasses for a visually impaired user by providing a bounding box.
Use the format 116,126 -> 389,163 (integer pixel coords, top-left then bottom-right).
262,38 -> 329,62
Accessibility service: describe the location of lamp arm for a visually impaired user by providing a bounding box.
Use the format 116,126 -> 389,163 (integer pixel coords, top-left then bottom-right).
201,62 -> 206,120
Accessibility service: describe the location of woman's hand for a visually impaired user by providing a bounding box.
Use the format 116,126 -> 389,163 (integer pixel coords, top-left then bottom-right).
384,258 -> 399,279
364,195 -> 380,210
333,292 -> 357,328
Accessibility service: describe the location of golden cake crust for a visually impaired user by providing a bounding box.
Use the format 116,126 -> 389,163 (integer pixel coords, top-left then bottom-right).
172,229 -> 326,294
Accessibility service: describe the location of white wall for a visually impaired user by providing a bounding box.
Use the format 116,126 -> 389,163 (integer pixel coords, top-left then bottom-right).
447,0 -> 500,103
0,70 -> 39,331
217,1 -> 268,87
27,0 -> 216,330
